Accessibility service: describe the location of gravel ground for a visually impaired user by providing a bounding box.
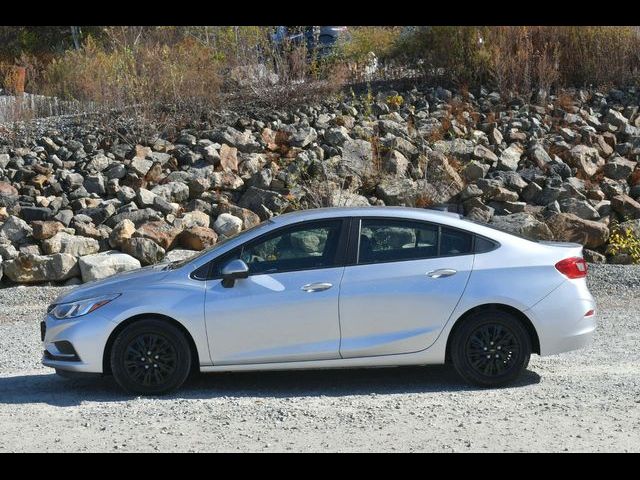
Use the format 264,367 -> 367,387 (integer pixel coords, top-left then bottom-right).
0,265 -> 639,452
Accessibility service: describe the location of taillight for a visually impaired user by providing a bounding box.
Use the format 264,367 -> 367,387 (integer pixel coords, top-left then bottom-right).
555,257 -> 588,279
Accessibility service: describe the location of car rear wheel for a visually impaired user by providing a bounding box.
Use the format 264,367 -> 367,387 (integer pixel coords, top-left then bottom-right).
450,310 -> 531,387
110,319 -> 191,395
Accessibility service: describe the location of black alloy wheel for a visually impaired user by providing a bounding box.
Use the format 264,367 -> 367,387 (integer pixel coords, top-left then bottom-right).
111,319 -> 191,395
451,310 -> 531,387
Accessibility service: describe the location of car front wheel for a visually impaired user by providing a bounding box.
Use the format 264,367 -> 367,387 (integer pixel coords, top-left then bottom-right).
450,310 -> 531,387
110,319 -> 191,395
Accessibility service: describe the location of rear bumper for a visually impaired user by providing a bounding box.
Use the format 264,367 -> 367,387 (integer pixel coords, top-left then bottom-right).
526,279 -> 596,356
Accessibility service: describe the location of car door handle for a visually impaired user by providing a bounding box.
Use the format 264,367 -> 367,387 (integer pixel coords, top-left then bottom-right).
301,282 -> 333,292
426,269 -> 457,279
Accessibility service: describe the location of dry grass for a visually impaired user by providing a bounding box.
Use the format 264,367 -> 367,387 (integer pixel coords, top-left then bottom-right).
397,26 -> 640,96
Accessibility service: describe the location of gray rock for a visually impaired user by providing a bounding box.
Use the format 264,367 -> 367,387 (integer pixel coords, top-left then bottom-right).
558,197 -> 600,220
290,127 -> 318,148
546,213 -> 609,248
490,213 -> 553,240
433,139 -> 475,161
84,174 -> 106,195
213,213 -> 243,237
0,242 -> 18,260
164,249 -> 198,263
208,127 -> 261,153
42,232 -> 100,257
497,143 -> 523,171
122,237 -> 166,265
130,157 -> 153,176
384,150 -> 410,176
337,139 -> 374,180
0,216 -> 33,244
151,182 -> 190,203
117,185 -> 137,203
327,191 -> 370,207
324,126 -> 351,146
603,156 -> 636,180
20,206 -> 53,222
78,251 -> 141,282
567,145 -> 604,177
472,145 -> 498,164
106,208 -> 162,228
3,253 -> 79,283
136,188 -> 157,208
611,194 -> 640,219
376,178 -> 418,205
605,109 -> 628,128
238,187 -> 290,219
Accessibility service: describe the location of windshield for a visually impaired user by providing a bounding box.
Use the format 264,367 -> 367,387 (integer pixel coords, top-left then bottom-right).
165,219 -> 274,269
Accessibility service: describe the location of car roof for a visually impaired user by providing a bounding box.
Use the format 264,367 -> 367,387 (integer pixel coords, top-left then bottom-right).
270,206 -> 459,223
269,206 -> 528,244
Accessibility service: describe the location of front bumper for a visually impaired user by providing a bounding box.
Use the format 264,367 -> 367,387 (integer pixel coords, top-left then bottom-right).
41,311 -> 116,374
526,279 -> 596,356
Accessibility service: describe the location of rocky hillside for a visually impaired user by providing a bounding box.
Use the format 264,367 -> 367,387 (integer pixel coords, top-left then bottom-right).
1,84 -> 640,284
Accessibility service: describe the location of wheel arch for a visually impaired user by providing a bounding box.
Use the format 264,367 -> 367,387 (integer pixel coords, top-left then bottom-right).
102,313 -> 201,375
444,303 -> 540,363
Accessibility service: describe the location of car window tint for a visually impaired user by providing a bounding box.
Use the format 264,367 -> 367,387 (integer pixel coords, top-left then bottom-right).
358,219 -> 439,264
474,235 -> 498,253
239,220 -> 343,275
440,227 -> 473,256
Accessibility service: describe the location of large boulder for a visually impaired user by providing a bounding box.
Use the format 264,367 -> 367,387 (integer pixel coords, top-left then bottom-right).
122,237 -> 166,265
213,213 -> 243,237
566,145 -> 604,177
31,221 -> 65,240
327,190 -> 370,207
603,156 -> 636,180
0,216 -> 33,244
337,139 -> 374,180
545,213 -> 610,249
105,208 -> 162,228
164,249 -> 199,263
496,143 -> 523,171
151,181 -> 190,203
179,227 -> 218,251
216,202 -> 261,229
3,253 -> 79,283
78,251 -> 142,282
238,186 -> 290,220
109,219 -> 136,248
0,182 -> 19,198
490,213 -> 553,240
42,232 -> 100,257
611,194 -> 640,219
618,218 -> 640,238
558,197 -> 600,220
136,220 -> 182,250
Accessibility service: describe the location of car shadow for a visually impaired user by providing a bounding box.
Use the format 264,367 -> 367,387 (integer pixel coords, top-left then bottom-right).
0,366 -> 541,407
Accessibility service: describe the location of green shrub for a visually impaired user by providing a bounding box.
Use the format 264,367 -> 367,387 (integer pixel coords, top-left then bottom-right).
607,222 -> 640,265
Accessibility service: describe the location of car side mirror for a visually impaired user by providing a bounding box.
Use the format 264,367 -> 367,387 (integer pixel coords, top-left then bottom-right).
221,259 -> 249,288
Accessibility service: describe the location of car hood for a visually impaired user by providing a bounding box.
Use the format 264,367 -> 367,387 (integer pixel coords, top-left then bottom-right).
52,264 -> 172,305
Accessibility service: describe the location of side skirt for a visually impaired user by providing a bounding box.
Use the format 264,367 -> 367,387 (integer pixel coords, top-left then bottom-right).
199,348 -> 445,373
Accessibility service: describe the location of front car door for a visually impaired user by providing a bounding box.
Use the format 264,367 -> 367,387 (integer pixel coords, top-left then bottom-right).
339,217 -> 474,358
204,218 -> 348,365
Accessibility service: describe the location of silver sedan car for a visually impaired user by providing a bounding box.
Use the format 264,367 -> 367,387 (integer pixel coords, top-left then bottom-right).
42,207 -> 596,395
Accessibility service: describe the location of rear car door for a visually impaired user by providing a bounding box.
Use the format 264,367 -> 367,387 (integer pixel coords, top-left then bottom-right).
204,219 -> 348,365
338,217 -> 474,358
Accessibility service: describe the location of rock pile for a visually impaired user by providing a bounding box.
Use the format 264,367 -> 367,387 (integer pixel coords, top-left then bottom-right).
1,84 -> 640,283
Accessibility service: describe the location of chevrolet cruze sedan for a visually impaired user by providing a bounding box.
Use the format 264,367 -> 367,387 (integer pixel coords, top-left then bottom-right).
42,207 -> 596,395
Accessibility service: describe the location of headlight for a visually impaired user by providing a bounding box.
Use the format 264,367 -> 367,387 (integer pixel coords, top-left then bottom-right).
48,294 -> 120,320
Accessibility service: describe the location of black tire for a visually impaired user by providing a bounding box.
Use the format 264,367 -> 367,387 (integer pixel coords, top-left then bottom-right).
110,319 -> 191,395
450,310 -> 531,387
